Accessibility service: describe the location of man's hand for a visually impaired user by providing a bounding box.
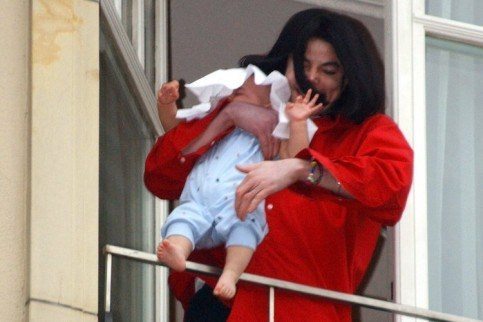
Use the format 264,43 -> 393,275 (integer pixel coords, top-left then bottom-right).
235,159 -> 308,220
223,102 -> 280,160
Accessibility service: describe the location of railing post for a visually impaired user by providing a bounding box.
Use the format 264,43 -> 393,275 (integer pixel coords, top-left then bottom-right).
269,287 -> 275,322
105,253 -> 113,315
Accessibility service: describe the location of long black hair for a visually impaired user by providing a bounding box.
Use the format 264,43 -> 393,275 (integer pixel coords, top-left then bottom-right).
240,9 -> 385,124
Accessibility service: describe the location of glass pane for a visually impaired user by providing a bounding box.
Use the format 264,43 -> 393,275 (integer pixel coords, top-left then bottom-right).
99,30 -> 157,322
117,0 -> 133,39
426,0 -> 483,26
143,0 -> 156,87
426,37 -> 483,319
112,0 -> 156,88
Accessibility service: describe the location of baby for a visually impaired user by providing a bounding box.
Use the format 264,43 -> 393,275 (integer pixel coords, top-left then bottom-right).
156,65 -> 322,300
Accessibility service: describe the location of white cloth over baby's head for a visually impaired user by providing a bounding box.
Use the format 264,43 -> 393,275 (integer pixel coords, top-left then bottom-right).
176,64 -> 317,140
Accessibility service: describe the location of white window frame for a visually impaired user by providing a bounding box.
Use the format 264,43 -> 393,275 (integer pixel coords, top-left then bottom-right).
111,1 -> 170,321
154,2 -> 170,322
390,1 -> 483,321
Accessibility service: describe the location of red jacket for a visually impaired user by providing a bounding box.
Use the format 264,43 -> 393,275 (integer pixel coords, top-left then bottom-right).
144,102 -> 413,322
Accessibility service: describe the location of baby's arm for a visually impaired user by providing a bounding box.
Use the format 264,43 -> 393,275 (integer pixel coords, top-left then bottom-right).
157,80 -> 181,132
279,140 -> 290,159
284,90 -> 323,158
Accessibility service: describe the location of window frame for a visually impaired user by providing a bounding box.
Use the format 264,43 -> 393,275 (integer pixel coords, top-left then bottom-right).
390,1 -> 483,321
108,1 -> 170,321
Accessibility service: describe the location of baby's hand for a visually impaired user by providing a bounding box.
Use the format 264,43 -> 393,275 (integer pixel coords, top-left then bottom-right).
157,80 -> 180,107
285,89 -> 324,122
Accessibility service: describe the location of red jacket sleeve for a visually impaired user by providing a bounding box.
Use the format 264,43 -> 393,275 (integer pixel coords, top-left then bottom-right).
144,103 -> 230,200
298,116 -> 413,225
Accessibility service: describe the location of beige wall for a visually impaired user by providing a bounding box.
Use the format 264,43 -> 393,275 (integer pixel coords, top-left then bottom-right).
29,0 -> 99,320
0,1 -> 30,321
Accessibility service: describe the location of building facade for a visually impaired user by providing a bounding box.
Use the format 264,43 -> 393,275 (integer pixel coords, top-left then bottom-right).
0,0 -> 481,321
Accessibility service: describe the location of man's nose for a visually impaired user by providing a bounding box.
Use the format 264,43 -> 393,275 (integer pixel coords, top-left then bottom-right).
307,67 -> 319,84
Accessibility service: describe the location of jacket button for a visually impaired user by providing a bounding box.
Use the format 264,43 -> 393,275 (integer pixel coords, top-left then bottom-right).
267,204 -> 273,210
180,157 -> 186,163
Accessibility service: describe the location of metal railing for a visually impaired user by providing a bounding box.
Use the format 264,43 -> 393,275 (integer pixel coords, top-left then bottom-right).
104,245 -> 482,322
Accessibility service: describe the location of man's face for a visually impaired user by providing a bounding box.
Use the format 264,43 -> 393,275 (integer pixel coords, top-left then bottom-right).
285,38 -> 346,107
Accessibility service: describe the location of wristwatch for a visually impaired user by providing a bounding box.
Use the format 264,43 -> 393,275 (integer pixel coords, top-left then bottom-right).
306,159 -> 323,185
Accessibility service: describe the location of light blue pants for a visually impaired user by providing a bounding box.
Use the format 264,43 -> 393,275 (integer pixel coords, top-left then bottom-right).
161,128 -> 268,250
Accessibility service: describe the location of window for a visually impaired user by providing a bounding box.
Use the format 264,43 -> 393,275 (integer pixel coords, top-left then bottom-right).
426,37 -> 483,319
99,0 -> 169,321
392,1 -> 483,320
426,0 -> 483,26
99,33 -> 156,320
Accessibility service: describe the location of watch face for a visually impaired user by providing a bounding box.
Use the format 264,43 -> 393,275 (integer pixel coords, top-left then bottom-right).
307,160 -> 322,185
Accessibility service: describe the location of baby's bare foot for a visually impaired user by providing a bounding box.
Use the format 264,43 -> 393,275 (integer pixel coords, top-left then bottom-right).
156,239 -> 186,272
213,271 -> 237,300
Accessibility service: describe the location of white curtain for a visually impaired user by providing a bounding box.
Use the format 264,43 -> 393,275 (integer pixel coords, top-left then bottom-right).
426,0 -> 483,25
426,36 -> 483,319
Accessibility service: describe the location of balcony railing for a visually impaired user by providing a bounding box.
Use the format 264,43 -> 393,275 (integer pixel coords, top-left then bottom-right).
100,1 -> 483,321
104,245 -> 482,322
